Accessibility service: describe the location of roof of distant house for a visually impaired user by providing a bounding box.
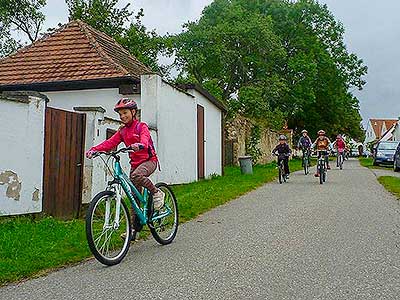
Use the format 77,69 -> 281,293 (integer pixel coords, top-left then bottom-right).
0,20 -> 151,90
369,118 -> 398,138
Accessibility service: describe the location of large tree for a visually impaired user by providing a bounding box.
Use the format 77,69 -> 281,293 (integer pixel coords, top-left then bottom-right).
172,0 -> 367,139
66,0 -> 132,37
0,0 -> 46,56
173,0 -> 287,127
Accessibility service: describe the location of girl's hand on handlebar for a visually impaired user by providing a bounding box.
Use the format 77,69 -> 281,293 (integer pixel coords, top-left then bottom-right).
129,143 -> 144,151
85,149 -> 97,159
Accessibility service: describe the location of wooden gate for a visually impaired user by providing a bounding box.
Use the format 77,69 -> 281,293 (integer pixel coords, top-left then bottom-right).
43,107 -> 86,219
197,105 -> 205,179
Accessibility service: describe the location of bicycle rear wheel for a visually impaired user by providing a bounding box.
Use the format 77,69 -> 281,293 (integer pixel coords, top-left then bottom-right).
86,190 -> 131,266
149,183 -> 179,245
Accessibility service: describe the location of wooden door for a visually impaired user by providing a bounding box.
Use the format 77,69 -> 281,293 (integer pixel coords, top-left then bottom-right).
197,105 -> 205,179
43,107 -> 86,219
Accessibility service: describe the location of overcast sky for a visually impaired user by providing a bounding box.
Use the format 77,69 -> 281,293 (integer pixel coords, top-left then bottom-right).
38,0 -> 400,124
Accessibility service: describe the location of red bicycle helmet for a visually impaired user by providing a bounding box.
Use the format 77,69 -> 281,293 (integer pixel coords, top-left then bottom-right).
114,98 -> 137,112
318,130 -> 325,135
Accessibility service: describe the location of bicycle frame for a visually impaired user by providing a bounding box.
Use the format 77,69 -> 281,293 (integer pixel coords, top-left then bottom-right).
317,151 -> 328,170
302,148 -> 310,163
104,154 -> 171,227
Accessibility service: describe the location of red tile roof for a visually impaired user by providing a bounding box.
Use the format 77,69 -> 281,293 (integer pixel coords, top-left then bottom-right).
369,119 -> 398,138
0,20 -> 151,86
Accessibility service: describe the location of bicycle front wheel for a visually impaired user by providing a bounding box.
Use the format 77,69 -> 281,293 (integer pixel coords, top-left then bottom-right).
86,190 -> 131,266
319,163 -> 324,184
278,166 -> 283,184
149,183 -> 179,245
304,158 -> 309,175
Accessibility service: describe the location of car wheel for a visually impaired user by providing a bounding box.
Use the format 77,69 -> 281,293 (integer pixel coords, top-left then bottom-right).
394,164 -> 400,172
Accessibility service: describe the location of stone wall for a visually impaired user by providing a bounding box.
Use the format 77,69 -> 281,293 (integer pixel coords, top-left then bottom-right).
225,116 -> 293,165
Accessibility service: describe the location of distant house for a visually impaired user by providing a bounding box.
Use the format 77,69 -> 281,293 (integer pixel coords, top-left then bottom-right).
0,20 -> 226,218
364,118 -> 398,147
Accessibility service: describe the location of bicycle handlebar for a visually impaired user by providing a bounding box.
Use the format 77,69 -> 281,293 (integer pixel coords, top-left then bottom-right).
92,146 -> 136,158
273,153 -> 290,157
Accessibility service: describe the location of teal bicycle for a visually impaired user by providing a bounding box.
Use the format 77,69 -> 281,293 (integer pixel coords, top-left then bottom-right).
86,147 -> 178,266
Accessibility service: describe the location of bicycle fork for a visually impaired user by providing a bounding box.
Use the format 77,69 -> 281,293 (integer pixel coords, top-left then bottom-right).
104,186 -> 122,231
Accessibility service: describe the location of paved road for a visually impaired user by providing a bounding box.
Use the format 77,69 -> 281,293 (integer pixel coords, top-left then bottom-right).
1,159 -> 400,300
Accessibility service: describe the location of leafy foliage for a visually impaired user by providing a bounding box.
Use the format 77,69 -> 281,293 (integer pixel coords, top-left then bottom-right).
66,0 -> 132,37
172,0 -> 367,140
0,0 -> 46,56
245,125 -> 263,163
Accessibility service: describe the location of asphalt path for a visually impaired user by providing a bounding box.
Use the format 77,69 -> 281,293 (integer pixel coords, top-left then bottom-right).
1,159 -> 399,300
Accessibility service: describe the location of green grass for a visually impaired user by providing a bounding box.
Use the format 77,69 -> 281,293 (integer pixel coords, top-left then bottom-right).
358,157 -> 391,170
378,176 -> 400,200
0,217 -> 90,285
0,159 -> 302,286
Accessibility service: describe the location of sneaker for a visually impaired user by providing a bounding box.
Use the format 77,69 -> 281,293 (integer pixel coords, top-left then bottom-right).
153,189 -> 165,210
120,229 -> 137,242
314,173 -> 319,177
327,166 -> 331,170
286,174 -> 290,180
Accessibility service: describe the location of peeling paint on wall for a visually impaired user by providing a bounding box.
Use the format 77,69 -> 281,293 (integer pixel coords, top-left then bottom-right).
32,188 -> 40,201
0,170 -> 22,201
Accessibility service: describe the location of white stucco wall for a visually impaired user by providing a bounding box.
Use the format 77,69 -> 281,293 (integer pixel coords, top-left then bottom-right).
189,89 -> 223,177
364,121 -> 376,145
44,88 -> 140,119
141,75 -> 197,184
0,95 -> 46,216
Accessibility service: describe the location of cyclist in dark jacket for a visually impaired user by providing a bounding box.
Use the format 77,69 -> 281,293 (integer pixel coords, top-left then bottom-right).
297,129 -> 312,149
272,135 -> 292,178
297,129 -> 312,167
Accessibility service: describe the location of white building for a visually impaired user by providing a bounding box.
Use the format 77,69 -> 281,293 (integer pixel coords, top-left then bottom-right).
0,20 -> 226,217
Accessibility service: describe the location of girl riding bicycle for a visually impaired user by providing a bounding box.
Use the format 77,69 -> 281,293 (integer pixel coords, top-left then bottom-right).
333,135 -> 347,158
86,98 -> 165,237
272,135 -> 292,179
312,130 -> 332,177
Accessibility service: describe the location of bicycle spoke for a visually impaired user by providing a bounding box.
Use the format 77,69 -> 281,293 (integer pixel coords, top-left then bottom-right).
94,227 -> 110,248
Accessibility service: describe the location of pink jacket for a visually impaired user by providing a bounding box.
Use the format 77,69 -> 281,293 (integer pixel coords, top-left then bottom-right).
90,119 -> 157,170
335,139 -> 346,152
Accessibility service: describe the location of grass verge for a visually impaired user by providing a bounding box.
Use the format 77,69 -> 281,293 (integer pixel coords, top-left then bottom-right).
0,159 -> 302,286
378,176 -> 400,200
358,157 -> 392,170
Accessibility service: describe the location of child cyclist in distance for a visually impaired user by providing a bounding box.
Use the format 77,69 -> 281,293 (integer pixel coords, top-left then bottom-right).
86,98 -> 164,239
272,135 -> 292,179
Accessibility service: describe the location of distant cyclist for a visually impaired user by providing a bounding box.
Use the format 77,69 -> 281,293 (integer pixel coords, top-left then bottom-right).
311,130 -> 332,177
332,134 -> 347,166
297,129 -> 312,166
272,135 -> 292,179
